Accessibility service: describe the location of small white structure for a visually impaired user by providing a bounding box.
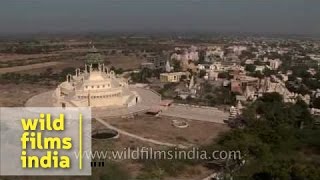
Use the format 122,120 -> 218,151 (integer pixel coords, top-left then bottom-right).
172,119 -> 189,128
189,76 -> 195,90
165,60 -> 172,72
229,101 -> 243,119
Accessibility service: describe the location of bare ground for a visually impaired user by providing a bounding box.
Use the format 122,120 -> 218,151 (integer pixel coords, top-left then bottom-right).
0,53 -> 60,62
103,114 -> 229,146
0,83 -> 54,107
0,61 -> 64,73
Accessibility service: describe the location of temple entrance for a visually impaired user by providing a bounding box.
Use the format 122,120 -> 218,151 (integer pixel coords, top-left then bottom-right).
62,103 -> 66,108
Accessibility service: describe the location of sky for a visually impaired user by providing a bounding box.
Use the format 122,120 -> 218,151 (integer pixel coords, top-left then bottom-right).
0,0 -> 319,35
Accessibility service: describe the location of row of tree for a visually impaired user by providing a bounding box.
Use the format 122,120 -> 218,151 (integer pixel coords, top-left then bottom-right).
204,93 -> 320,179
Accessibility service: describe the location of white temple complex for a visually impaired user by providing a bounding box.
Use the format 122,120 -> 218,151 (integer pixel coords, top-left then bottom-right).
55,47 -> 140,108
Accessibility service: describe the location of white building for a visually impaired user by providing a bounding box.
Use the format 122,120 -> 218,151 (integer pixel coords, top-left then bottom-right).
228,45 -> 247,55
171,46 -> 199,62
269,59 -> 282,70
205,46 -> 224,59
55,48 -> 140,108
255,65 -> 266,72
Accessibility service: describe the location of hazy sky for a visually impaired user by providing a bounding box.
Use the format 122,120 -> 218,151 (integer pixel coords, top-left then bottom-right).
0,0 -> 319,35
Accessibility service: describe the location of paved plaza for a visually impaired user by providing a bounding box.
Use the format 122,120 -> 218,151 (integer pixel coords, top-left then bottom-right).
93,87 -> 161,117
161,104 -> 229,124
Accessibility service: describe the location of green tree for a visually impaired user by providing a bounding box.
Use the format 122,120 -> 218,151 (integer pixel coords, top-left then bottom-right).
210,92 -> 319,179
172,59 -> 182,72
199,69 -> 206,78
245,64 -> 256,73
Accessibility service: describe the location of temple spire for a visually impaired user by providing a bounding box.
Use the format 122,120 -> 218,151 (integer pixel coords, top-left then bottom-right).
189,75 -> 195,89
165,60 -> 171,72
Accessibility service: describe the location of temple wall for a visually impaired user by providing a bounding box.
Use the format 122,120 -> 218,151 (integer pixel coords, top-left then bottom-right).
89,96 -> 123,107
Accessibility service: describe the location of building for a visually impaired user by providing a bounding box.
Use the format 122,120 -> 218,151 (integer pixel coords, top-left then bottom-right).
55,48 -> 140,108
205,46 -> 224,60
227,45 -> 247,55
197,62 -> 223,71
210,62 -> 222,71
269,59 -> 282,70
171,46 -> 199,62
160,72 -> 189,83
308,54 -> 320,61
146,52 -> 169,70
231,75 -> 259,94
208,71 -> 219,80
197,63 -> 211,70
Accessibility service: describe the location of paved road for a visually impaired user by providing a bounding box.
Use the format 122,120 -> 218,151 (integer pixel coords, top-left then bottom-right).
25,91 -> 56,107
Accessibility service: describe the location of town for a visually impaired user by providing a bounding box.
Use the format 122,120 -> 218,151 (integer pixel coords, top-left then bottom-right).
1,34 -> 320,180
0,1 -> 320,179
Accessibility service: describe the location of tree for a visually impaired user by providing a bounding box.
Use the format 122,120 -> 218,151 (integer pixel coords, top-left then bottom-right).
239,50 -> 256,59
130,68 -> 153,83
210,92 -> 319,179
199,70 -> 206,78
218,72 -> 230,79
245,64 -> 256,73
258,92 -> 283,103
172,59 -> 182,72
110,66 -> 123,74
59,67 -> 75,82
180,75 -> 187,81
312,97 -> 320,109
198,50 -> 206,63
263,68 -> 277,77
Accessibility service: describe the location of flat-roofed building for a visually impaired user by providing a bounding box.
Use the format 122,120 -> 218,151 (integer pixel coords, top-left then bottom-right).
160,72 -> 189,83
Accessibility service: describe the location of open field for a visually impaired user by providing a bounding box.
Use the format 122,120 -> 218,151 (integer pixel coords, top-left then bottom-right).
0,53 -> 60,62
104,114 -> 229,146
0,61 -> 64,73
0,83 -> 54,106
106,54 -> 144,70
92,118 -> 218,180
0,48 -> 145,74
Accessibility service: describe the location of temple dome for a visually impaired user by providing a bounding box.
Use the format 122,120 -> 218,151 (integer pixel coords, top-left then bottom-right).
85,47 -> 104,65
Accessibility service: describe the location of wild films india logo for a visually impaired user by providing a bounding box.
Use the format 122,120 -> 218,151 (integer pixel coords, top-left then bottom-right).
0,107 -> 92,176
